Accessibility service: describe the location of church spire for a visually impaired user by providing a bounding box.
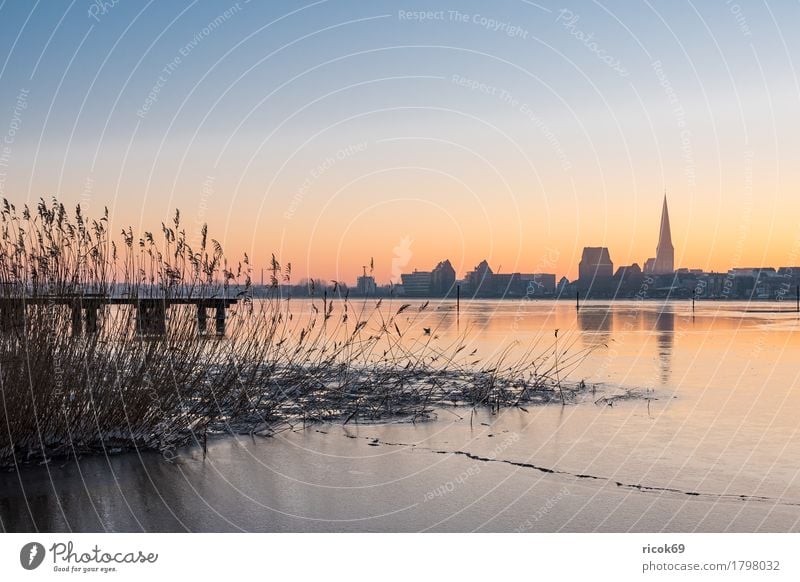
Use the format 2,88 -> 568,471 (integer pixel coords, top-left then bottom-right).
653,193 -> 674,274
644,190 -> 675,275
658,193 -> 672,249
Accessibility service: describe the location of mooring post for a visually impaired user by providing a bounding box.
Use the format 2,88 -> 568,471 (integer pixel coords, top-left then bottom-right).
215,304 -> 226,335
85,303 -> 99,334
135,301 -> 145,335
136,299 -> 167,336
13,301 -> 24,332
154,301 -> 167,335
796,285 -> 799,313
692,288 -> 696,313
0,303 -> 7,333
576,290 -> 580,311
71,302 -> 82,336
0,300 -> 21,333
197,303 -> 208,335
456,284 -> 460,317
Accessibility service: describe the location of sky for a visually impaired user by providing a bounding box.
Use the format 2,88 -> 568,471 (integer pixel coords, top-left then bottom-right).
0,0 -> 799,282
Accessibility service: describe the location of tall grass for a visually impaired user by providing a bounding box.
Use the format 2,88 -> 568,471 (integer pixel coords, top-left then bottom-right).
0,198 -> 596,468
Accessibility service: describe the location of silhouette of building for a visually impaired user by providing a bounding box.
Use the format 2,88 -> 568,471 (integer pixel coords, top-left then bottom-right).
520,273 -> 556,296
399,259 -> 455,297
614,263 -> 642,280
400,270 -> 432,297
461,265 -> 557,298
431,259 -> 456,296
645,195 -> 674,275
606,263 -> 645,297
775,267 -> 800,300
465,259 -> 494,296
356,274 -> 376,295
578,247 -> 613,290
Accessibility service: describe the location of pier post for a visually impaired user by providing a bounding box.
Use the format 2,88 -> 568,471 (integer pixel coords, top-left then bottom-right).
576,290 -> 580,311
85,303 -> 99,334
1,300 -> 25,333
136,299 -> 167,336
215,304 -> 226,335
70,303 -> 82,336
197,304 -> 208,335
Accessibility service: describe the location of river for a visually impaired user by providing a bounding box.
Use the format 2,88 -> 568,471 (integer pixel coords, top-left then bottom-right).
2,299 -> 800,532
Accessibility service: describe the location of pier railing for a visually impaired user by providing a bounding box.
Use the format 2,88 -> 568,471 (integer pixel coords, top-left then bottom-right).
0,294 -> 238,336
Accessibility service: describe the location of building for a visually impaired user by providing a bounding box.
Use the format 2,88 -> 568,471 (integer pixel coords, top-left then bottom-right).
400,270 -> 432,297
400,259 -> 554,298
466,269 -> 557,298
431,259 -> 456,296
519,273 -> 556,296
646,195 -> 675,274
356,274 -> 376,295
464,259 -> 494,296
775,267 -> 800,300
400,259 -> 455,297
614,263 -> 642,280
578,247 -> 613,289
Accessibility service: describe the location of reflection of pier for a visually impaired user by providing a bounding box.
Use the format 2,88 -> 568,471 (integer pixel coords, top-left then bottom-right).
0,296 -> 238,336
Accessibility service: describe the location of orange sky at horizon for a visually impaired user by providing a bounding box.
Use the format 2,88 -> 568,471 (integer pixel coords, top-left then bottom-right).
104,175 -> 800,285
15,133 -> 800,285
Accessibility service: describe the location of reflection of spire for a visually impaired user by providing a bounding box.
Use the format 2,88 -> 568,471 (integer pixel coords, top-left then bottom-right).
653,193 -> 674,274
654,308 -> 674,385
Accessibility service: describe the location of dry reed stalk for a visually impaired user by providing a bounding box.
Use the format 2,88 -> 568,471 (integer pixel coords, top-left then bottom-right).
0,198 -> 605,468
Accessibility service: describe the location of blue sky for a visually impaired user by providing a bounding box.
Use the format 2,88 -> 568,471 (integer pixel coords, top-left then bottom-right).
1,1 -> 798,280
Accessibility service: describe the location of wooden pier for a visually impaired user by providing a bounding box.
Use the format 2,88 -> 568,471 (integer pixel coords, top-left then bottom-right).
0,295 -> 238,336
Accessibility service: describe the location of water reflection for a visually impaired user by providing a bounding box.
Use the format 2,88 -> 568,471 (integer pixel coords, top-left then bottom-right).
576,303 -> 675,386
5,300 -> 800,533
577,305 -> 613,345
651,308 -> 674,385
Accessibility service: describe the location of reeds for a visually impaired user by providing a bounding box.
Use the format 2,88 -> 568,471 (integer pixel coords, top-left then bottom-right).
0,198 -> 598,468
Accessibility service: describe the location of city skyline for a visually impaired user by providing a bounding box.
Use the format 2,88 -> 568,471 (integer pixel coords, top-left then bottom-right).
339,194 -> 793,290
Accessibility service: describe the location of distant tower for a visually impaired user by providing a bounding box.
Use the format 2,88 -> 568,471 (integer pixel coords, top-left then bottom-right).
652,194 -> 674,274
578,247 -> 613,287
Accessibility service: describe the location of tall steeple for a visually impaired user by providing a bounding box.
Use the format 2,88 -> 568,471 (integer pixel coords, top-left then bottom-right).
653,193 -> 674,274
